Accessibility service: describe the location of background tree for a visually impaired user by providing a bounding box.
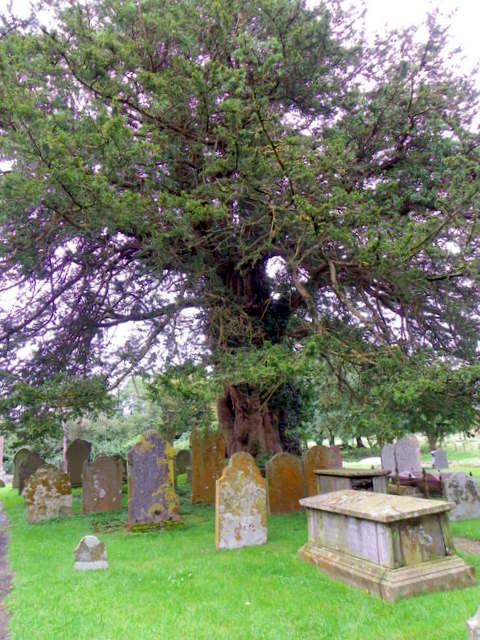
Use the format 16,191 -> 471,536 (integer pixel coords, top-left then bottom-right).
0,0 -> 479,454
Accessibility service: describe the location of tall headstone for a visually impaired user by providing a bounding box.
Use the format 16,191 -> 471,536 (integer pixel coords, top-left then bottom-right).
395,435 -> 422,473
127,430 -> 179,529
23,465 -> 72,523
12,448 -> 30,489
443,472 -> 480,521
467,606 -> 480,639
66,439 -> 91,488
431,448 -> 449,469
82,455 -> 123,515
191,430 -> 225,503
18,452 -> 45,495
380,443 -> 395,473
215,452 -> 267,550
303,445 -> 342,496
266,453 -> 304,514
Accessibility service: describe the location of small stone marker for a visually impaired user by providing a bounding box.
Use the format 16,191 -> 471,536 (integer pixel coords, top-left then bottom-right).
443,472 -> 480,521
380,443 -> 395,473
82,454 -> 123,515
66,439 -> 91,488
303,445 -> 342,496
215,452 -> 267,550
18,451 -> 45,495
191,430 -> 225,503
467,606 -> 480,639
394,435 -> 422,473
431,448 -> 449,469
12,448 -> 30,489
266,452 -> 304,514
22,465 -> 72,523
127,430 -> 179,529
74,535 -> 108,571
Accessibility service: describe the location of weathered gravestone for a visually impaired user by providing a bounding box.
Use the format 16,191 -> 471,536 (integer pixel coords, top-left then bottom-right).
74,535 -> 108,571
191,430 -> 225,503
82,455 -> 123,515
266,452 -> 304,514
175,449 -> 191,477
443,472 -> 480,521
467,606 -> 480,639
127,430 -> 179,529
112,454 -> 128,483
19,451 -> 45,495
23,465 -> 72,523
66,439 -> 91,488
215,452 -> 267,550
395,435 -> 422,473
432,448 -> 449,469
380,443 -> 395,473
303,445 -> 342,497
12,448 -> 30,489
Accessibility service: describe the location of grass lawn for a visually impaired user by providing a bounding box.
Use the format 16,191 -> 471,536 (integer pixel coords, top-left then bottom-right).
2,480 -> 480,640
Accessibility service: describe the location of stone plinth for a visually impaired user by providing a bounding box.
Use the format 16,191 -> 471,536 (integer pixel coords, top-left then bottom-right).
266,453 -> 304,514
298,490 -> 476,602
315,468 -> 390,494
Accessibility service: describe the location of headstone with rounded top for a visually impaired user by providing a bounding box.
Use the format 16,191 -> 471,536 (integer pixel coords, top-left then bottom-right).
12,448 -> 30,489
266,452 -> 304,514
74,535 -> 108,571
23,464 -> 72,523
215,452 -> 267,550
127,430 -> 179,529
431,448 -> 449,469
443,472 -> 480,521
82,454 -> 123,515
175,449 -> 191,476
395,435 -> 422,473
18,451 -> 45,494
191,430 -> 225,503
66,439 -> 91,488
303,445 -> 342,496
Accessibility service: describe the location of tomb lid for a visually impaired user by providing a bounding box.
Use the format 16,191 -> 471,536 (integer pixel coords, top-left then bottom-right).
299,490 -> 454,523
313,468 -> 390,478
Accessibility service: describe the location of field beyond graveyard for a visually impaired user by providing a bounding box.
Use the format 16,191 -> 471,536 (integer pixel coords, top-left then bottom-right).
2,475 -> 480,640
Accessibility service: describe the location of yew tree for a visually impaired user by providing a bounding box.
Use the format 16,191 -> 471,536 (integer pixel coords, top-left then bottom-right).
0,0 -> 479,454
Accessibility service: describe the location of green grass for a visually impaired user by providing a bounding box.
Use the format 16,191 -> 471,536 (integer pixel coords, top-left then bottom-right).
3,482 -> 480,640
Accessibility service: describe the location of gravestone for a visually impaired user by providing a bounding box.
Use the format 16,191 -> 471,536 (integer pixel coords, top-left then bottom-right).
127,430 -> 179,529
82,455 -> 123,515
303,445 -> 342,497
443,472 -> 480,521
395,435 -> 422,473
431,448 -> 449,469
175,449 -> 191,477
12,448 -> 30,489
18,452 -> 45,495
215,452 -> 267,550
23,465 -> 72,523
380,443 -> 395,473
112,454 -> 128,483
66,439 -> 91,488
266,452 -> 304,514
191,430 -> 225,503
74,535 -> 108,571
0,436 -> 4,477
467,606 -> 480,639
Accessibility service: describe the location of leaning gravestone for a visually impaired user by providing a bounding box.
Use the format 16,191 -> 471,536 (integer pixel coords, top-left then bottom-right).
266,452 -> 304,514
443,472 -> 480,521
12,448 -> 30,489
395,435 -> 422,473
303,445 -> 342,497
380,443 -> 396,473
23,465 -> 72,523
74,535 -> 108,571
467,606 -> 480,639
82,455 -> 123,515
431,448 -> 449,469
127,430 -> 179,529
66,439 -> 91,488
215,452 -> 267,550
18,451 -> 45,495
191,430 -> 225,503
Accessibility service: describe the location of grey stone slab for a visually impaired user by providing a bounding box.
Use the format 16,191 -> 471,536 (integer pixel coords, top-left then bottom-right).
66,439 -> 91,488
381,444 -> 395,473
431,448 -> 449,469
395,435 -> 422,473
443,472 -> 480,521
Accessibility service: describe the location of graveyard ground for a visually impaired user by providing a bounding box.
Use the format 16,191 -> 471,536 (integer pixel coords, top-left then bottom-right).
1,472 -> 480,640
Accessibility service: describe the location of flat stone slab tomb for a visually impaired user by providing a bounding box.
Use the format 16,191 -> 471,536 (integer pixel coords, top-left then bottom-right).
298,490 -> 476,602
315,468 -> 390,494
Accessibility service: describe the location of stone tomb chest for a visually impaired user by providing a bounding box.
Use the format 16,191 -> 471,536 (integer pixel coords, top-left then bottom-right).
298,490 -> 476,602
315,468 -> 390,494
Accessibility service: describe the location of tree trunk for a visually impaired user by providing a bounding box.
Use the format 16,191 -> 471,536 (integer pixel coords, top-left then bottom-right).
356,436 -> 366,448
427,434 -> 438,451
217,385 -> 283,456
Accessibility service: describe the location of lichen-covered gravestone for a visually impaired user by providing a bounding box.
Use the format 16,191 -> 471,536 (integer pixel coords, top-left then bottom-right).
74,535 -> 108,571
127,430 -> 180,530
266,452 -> 304,514
303,445 -> 342,497
66,439 -> 91,488
191,430 -> 225,503
12,448 -> 30,489
23,465 -> 72,523
443,472 -> 480,521
394,435 -> 422,473
215,452 -> 267,550
18,451 -> 46,495
431,448 -> 449,469
82,455 -> 123,515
